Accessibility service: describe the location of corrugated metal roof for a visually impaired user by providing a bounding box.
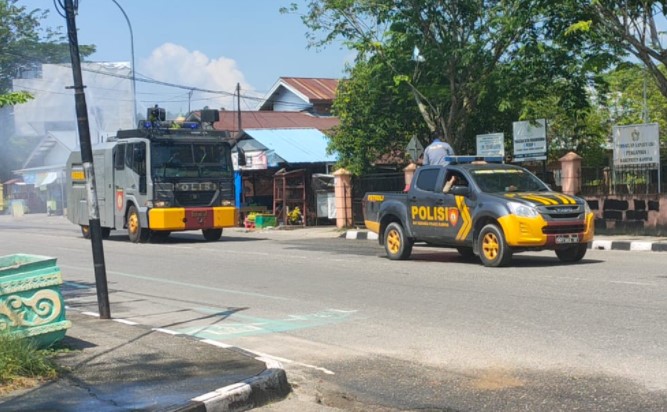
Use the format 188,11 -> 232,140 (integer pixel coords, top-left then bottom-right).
280,77 -> 339,102
214,111 -> 338,133
243,128 -> 337,164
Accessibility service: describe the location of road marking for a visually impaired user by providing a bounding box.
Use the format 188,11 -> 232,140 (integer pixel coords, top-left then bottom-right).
175,309 -> 357,340
60,264 -> 292,301
253,353 -> 335,375
153,328 -> 180,335
114,318 -> 138,325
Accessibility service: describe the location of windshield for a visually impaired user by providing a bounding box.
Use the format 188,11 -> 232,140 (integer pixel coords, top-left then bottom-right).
471,168 -> 548,193
151,142 -> 232,178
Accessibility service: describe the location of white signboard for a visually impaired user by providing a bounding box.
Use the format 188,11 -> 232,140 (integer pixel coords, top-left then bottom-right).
512,119 -> 547,161
476,133 -> 505,157
613,123 -> 660,167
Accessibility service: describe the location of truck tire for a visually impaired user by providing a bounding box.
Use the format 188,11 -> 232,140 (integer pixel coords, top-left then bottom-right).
555,243 -> 588,263
202,229 -> 223,241
101,227 -> 111,239
384,222 -> 413,260
478,224 -> 512,267
127,205 -> 149,243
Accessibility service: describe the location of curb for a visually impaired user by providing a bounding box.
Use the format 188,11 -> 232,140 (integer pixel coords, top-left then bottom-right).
172,358 -> 290,412
73,310 -> 290,412
343,231 -> 667,253
345,230 -> 378,241
588,239 -> 667,252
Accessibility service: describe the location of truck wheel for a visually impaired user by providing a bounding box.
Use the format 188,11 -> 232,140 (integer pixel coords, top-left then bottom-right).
127,206 -> 149,243
202,229 -> 223,241
478,224 -> 512,267
555,244 -> 588,263
80,225 -> 91,239
384,222 -> 413,260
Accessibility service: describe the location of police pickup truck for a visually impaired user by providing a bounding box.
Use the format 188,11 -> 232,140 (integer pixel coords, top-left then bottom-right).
363,158 -> 594,267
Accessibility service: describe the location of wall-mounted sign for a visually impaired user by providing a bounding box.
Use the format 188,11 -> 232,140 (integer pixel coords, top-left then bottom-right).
476,133 -> 505,157
512,119 -> 547,161
612,123 -> 660,167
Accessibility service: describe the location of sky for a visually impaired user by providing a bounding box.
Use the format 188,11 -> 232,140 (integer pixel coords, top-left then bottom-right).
18,0 -> 353,115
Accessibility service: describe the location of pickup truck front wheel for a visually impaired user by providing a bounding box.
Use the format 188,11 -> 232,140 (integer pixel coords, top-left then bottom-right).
478,224 -> 512,267
384,222 -> 413,260
555,243 -> 588,263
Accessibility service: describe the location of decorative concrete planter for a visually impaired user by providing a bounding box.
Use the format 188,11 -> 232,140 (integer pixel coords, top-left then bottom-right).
0,254 -> 71,348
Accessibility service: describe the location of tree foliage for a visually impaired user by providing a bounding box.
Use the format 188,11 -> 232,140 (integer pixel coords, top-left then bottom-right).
0,0 -> 95,93
292,0 -> 616,171
0,0 -> 96,182
583,1 -> 667,100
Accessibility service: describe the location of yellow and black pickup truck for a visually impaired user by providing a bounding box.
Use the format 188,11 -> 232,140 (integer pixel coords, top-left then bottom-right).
362,162 -> 594,267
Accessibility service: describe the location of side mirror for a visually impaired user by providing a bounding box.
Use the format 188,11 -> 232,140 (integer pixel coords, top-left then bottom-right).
451,186 -> 470,196
237,147 -> 247,167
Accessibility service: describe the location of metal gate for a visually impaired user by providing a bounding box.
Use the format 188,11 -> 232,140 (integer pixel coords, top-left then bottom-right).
351,172 -> 405,226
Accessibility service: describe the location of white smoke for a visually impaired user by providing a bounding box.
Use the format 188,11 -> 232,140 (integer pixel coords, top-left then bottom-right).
139,43 -> 253,115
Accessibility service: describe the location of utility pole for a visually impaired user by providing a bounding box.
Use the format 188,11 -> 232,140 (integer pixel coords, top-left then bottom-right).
62,0 -> 111,319
236,82 -> 242,132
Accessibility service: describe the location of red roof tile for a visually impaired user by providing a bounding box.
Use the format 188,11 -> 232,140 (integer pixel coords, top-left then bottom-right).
280,77 -> 339,103
213,111 -> 339,133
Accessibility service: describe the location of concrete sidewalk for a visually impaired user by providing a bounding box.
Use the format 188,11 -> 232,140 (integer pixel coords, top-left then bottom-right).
0,311 -> 290,412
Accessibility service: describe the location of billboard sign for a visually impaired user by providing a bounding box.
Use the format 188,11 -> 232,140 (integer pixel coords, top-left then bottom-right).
612,123 -> 660,167
512,119 -> 547,161
476,133 -> 505,157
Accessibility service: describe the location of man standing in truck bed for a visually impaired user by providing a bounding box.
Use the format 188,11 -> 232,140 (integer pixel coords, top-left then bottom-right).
423,131 -> 455,166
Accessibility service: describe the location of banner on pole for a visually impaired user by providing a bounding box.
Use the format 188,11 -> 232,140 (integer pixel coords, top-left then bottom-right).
612,123 -> 660,167
512,119 -> 547,161
476,133 -> 504,157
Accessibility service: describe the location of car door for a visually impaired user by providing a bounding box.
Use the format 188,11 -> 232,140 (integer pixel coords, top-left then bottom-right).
409,167 -> 448,241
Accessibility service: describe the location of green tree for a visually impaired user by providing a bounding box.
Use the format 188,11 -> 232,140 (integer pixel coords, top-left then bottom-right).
0,90 -> 32,107
603,62 -> 667,141
583,1 -> 667,100
291,1 -> 615,169
0,0 -> 95,181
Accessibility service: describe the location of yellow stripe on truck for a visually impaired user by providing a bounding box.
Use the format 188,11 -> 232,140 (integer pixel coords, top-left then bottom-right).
213,207 -> 237,228
365,220 -> 380,234
149,208 -> 186,230
149,207 -> 237,231
497,214 -> 547,247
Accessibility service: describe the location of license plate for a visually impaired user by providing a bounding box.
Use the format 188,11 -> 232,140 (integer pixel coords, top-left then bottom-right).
556,234 -> 579,244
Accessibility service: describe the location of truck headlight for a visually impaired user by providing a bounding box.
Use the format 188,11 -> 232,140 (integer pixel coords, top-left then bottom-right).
507,201 -> 539,218
147,200 -> 171,208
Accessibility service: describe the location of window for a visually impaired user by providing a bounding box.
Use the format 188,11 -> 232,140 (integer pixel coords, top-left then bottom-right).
416,169 -> 439,192
114,144 -> 125,170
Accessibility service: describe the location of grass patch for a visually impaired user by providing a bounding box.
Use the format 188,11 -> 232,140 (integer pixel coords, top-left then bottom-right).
0,332 -> 60,394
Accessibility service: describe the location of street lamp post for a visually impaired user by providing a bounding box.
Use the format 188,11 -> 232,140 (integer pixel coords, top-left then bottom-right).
110,0 -> 137,126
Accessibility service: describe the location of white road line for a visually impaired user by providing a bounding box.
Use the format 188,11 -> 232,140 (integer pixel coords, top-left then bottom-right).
153,328 -> 180,335
201,339 -> 233,348
81,311 -> 100,317
114,318 -> 138,325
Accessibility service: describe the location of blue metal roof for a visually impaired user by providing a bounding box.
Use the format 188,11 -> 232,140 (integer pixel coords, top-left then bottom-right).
242,128 -> 337,164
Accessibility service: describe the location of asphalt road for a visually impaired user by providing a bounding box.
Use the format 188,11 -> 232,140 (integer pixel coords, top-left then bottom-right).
1,214 -> 666,411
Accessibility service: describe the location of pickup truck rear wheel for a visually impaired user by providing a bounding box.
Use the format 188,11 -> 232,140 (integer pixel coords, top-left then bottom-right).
384,222 -> 413,260
555,243 -> 588,263
478,224 -> 512,267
